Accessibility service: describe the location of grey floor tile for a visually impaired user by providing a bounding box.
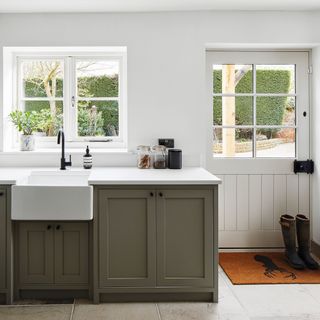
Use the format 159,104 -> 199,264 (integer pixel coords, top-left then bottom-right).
157,302 -> 219,320
231,284 -> 320,317
72,303 -> 160,320
0,305 -> 72,320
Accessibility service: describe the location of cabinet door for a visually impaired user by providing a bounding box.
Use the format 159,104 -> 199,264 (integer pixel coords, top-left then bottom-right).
19,222 -> 54,285
54,223 -> 89,285
99,189 -> 156,287
157,189 -> 214,287
0,189 -> 6,289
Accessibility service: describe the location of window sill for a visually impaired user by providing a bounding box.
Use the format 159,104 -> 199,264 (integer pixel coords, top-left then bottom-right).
1,148 -> 131,155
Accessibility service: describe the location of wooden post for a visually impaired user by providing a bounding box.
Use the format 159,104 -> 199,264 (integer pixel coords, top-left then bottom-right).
222,65 -> 236,157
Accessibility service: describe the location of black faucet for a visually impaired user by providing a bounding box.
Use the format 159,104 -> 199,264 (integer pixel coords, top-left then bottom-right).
57,128 -> 72,170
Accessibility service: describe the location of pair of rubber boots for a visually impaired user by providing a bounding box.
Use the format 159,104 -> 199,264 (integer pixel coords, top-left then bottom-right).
279,214 -> 319,270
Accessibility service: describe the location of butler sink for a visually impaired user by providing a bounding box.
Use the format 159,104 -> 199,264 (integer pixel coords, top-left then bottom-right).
12,170 -> 93,220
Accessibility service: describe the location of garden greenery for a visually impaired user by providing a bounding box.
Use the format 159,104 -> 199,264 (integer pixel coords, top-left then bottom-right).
213,70 -> 291,139
24,75 -> 119,136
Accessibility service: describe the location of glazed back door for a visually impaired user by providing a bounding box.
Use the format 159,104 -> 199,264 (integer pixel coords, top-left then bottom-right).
206,51 -> 310,248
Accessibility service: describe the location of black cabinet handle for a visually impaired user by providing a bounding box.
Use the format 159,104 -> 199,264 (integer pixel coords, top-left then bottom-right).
56,225 -> 61,230
47,225 -> 52,230
150,192 -> 154,197
159,192 -> 163,197
0,192 -> 4,196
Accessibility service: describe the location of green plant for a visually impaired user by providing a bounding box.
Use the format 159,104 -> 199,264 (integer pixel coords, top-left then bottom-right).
78,107 -> 105,136
36,109 -> 63,136
9,110 -> 38,135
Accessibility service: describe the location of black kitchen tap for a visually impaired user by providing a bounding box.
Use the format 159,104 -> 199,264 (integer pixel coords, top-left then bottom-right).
57,128 -> 72,170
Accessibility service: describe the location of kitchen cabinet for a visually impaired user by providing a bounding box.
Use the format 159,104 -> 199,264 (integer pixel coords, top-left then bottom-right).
95,185 -> 217,302
156,189 -> 213,287
18,222 -> 88,287
0,187 -> 11,304
98,189 -> 156,287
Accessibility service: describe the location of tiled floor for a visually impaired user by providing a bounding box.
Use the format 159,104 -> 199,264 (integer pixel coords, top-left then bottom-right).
1,267 -> 320,320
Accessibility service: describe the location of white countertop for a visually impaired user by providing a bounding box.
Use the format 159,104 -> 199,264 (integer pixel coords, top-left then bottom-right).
0,167 -> 221,185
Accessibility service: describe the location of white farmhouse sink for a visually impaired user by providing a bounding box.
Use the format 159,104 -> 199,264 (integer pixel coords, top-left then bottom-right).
12,170 -> 93,220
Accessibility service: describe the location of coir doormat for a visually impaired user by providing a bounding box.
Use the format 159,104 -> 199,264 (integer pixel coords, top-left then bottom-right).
219,252 -> 320,284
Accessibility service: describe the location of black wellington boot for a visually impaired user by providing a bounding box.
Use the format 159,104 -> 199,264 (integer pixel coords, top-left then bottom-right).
296,214 -> 319,270
280,214 -> 305,269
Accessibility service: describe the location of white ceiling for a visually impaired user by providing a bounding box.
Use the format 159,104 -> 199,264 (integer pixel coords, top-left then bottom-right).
0,0 -> 320,13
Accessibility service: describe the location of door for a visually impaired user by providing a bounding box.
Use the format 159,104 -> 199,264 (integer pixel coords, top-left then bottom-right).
98,189 -> 156,287
157,189 -> 213,287
206,51 -> 310,248
19,222 -> 54,284
0,189 -> 6,289
54,223 -> 89,285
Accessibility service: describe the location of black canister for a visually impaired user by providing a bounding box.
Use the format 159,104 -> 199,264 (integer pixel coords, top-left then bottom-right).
168,149 -> 182,169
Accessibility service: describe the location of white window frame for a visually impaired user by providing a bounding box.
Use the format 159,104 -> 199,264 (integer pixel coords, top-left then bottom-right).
8,47 -> 127,150
212,64 -> 297,158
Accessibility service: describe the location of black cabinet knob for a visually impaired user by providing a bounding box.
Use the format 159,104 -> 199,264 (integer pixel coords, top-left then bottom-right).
150,192 -> 154,197
47,225 -> 52,230
159,192 -> 163,197
56,225 -> 61,230
0,192 -> 4,196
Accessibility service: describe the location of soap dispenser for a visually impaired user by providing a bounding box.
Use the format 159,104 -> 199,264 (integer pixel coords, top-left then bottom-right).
83,145 -> 92,169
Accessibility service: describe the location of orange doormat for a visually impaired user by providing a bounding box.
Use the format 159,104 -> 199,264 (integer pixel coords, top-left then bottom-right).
219,252 -> 320,284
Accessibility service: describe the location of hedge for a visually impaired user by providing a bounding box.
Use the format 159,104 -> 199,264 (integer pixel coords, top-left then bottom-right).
24,75 -> 119,136
213,70 -> 291,138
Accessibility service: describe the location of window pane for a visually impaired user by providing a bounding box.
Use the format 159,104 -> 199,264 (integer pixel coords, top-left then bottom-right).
213,64 -> 253,94
213,96 -> 253,125
256,65 -> 295,94
213,128 -> 253,158
77,100 -> 119,137
22,60 -> 63,98
77,60 -> 119,98
24,101 -> 63,136
256,96 -> 295,126
256,128 -> 295,158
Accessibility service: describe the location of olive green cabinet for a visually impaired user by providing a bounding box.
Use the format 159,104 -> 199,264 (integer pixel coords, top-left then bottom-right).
0,189 -> 8,291
98,189 -> 156,287
0,187 -> 11,305
97,187 -> 214,290
156,189 -> 213,287
18,222 -> 88,287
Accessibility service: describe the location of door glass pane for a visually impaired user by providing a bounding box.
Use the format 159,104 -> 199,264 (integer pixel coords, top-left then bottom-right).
77,100 -> 119,137
213,128 -> 253,158
256,65 -> 295,94
213,96 -> 253,125
256,96 -> 295,126
76,60 -> 119,98
213,64 -> 253,94
256,128 -> 295,158
21,60 -> 63,98
23,101 -> 63,136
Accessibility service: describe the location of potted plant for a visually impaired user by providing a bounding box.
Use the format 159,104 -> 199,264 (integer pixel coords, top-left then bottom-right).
9,110 -> 38,151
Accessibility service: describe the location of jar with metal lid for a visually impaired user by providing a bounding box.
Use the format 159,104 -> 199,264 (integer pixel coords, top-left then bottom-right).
152,145 -> 166,169
137,145 -> 151,169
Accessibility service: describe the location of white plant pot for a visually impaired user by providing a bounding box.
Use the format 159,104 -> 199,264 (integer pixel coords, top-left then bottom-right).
20,134 -> 35,151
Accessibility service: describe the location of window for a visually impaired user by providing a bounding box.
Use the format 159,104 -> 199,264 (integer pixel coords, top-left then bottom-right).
212,64 -> 296,158
11,48 -> 127,149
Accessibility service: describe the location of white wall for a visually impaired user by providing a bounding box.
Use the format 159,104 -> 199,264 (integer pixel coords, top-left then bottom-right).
311,47 -> 320,244
0,11 -> 320,168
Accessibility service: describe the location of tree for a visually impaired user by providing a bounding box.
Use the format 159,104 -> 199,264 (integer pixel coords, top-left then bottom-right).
222,65 -> 250,156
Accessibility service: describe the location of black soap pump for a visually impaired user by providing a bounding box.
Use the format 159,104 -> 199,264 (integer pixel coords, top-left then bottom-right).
83,145 -> 92,169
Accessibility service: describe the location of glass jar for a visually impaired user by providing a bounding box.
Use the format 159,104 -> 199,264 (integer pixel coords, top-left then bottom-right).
152,145 -> 167,169
137,145 -> 151,169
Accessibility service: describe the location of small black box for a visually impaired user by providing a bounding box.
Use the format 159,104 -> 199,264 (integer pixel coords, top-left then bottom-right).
158,138 -> 174,148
